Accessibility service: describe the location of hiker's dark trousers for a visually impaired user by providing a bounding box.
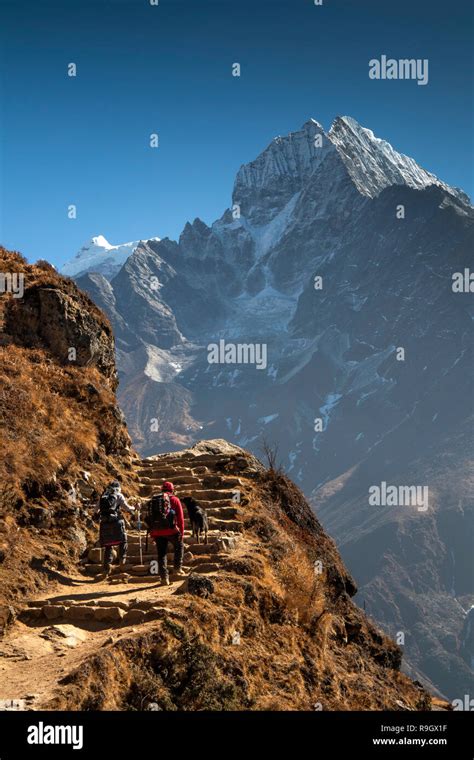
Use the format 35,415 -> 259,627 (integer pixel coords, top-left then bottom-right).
103,540 -> 127,568
155,533 -> 183,579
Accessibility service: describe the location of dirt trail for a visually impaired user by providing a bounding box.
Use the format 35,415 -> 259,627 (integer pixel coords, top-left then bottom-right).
0,445 -> 253,709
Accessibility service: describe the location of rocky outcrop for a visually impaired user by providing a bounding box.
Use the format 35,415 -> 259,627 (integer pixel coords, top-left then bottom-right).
6,284 -> 118,389
0,248 -> 139,612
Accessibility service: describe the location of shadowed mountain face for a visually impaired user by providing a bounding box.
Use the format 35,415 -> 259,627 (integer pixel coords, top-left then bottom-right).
68,116 -> 474,699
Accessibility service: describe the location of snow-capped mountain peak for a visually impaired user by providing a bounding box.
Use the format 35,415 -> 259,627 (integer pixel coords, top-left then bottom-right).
231,116 -> 469,227
61,234 -> 161,280
328,115 -> 469,202
89,234 -> 113,249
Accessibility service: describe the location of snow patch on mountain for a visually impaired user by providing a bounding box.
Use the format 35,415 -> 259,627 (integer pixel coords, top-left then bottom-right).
258,413 -> 279,424
143,343 -> 196,383
241,192 -> 301,257
210,285 -> 297,341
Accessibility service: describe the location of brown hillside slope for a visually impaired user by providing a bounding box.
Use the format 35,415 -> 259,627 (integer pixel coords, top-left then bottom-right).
0,248 -> 139,615
8,441 -> 433,712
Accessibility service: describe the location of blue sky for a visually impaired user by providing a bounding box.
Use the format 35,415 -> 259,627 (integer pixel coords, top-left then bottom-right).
1,0 -> 472,268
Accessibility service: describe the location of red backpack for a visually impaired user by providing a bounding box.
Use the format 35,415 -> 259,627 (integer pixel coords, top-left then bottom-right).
145,492 -> 177,535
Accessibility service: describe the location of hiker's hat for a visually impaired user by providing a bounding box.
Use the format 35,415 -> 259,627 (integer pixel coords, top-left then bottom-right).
162,481 -> 174,493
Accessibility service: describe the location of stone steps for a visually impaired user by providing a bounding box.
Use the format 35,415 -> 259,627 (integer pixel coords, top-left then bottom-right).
128,511 -> 242,530
200,506 -> 240,519
177,489 -> 237,501
85,539 -> 240,573
201,476 -> 243,489
84,520 -> 242,577
185,498 -> 238,510
138,463 -> 195,472
191,563 -> 220,574
20,599 -> 184,627
138,485 -> 239,501
125,543 -> 216,562
141,475 -> 202,487
108,574 -> 183,585
133,516 -> 242,530
139,470 -> 242,487
136,470 -> 189,479
194,518 -> 243,532
126,540 -> 206,552
137,490 -> 238,510
83,563 -> 183,577
94,534 -> 238,562
76,453 -> 247,593
127,534 -> 220,547
142,455 -> 231,467
126,529 -> 224,543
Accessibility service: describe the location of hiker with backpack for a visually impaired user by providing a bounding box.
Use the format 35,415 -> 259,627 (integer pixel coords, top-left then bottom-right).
145,481 -> 185,586
96,480 -> 135,578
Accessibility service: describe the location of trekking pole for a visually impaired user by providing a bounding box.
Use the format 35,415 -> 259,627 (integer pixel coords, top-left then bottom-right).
137,507 -> 143,566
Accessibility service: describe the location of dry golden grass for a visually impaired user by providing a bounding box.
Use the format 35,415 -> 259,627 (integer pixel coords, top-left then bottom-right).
0,247 -> 138,605
1,346 -> 95,487
0,345 -> 134,506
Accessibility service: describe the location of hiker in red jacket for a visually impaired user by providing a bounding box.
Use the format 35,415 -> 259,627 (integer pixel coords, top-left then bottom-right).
146,481 -> 185,586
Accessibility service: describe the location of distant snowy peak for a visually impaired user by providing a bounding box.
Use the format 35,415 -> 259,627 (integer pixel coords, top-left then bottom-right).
329,116 -> 470,203
62,234 -> 160,279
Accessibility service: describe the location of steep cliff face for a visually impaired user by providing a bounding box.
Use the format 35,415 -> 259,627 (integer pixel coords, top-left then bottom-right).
313,420 -> 474,699
0,248 -> 139,616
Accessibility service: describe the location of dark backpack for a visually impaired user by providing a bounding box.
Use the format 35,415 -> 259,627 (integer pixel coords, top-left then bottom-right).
99,490 -> 120,522
145,492 -> 176,532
